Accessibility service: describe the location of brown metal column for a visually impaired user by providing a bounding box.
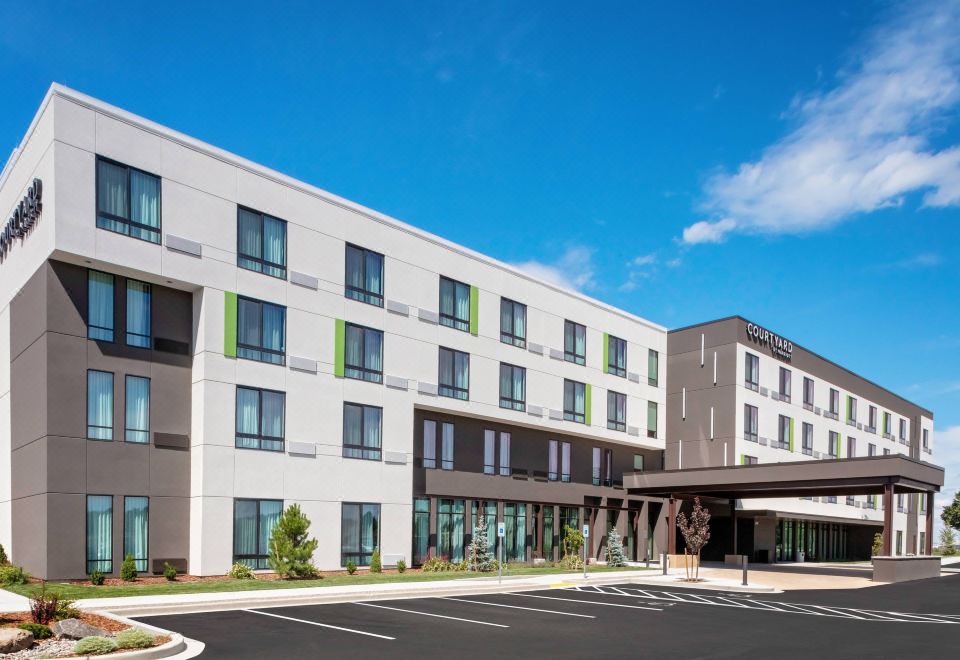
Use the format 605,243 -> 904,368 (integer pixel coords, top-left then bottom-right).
926,492 -> 935,554
667,497 -> 677,555
730,498 -> 738,556
525,503 -> 534,563
637,501 -> 649,561
882,484 -> 894,556
535,505 -> 544,560
429,496 -> 438,559
552,505 -> 560,562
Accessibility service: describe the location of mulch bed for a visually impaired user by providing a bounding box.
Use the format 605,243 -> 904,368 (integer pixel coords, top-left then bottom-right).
27,567 -> 422,587
0,610 -> 129,633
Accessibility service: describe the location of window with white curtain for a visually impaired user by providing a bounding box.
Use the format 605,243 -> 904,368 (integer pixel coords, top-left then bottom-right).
563,379 -> 586,423
592,447 -> 602,486
86,495 -> 113,573
123,496 -> 148,573
441,422 -> 455,470
345,244 -> 384,306
126,280 -> 151,348
499,432 -> 511,476
439,276 -> 471,332
647,401 -> 658,439
744,404 -> 759,443
564,320 -> 586,365
484,430 -> 496,475
779,367 -> 792,402
237,207 -> 287,279
561,441 -> 571,482
648,349 -> 659,387
237,296 -> 286,365
423,420 -> 437,469
96,157 -> 161,244
607,335 -> 627,377
439,347 -> 469,400
342,402 -> 382,461
548,439 -> 558,481
499,363 -> 525,411
233,498 -> 282,569
607,391 -> 626,431
124,376 -> 150,443
88,270 -> 115,342
344,323 -> 383,383
235,386 -> 285,451
87,370 -> 114,440
744,352 -> 759,389
500,298 -> 526,348
341,502 -> 381,566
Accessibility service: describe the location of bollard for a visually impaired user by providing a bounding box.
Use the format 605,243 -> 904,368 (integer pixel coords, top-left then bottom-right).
645,554 -> 650,569
742,555 -> 748,586
662,552 -> 668,575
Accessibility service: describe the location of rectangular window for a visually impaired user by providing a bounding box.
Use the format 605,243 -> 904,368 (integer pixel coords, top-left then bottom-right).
829,389 -> 840,416
648,349 -> 659,387
802,422 -> 813,455
847,436 -> 856,458
744,353 -> 759,390
592,447 -> 602,486
413,498 -> 430,565
868,406 -> 877,432
441,422 -> 454,470
923,429 -> 929,450
437,499 -> 465,563
868,443 -> 876,456
548,439 -> 558,481
499,363 -> 526,411
342,403 -> 382,460
563,320 -> 586,365
344,244 -> 384,306
423,420 -> 437,469
123,496 -> 149,573
744,404 -> 758,443
87,370 -> 114,440
86,495 -> 113,573
647,401 -> 658,439
438,347 -> 470,400
439,276 -> 471,332
829,431 -> 840,457
341,502 -> 381,566
896,530 -> 903,555
607,391 -> 626,431
777,415 -> 791,449
779,367 -> 792,402
803,377 -> 814,407
125,279 -> 151,348
237,207 -> 287,279
237,296 -> 286,365
88,270 -> 115,341
344,323 -> 384,383
500,298 -> 526,348
124,375 -> 150,443
499,432 -> 511,477
847,397 -> 858,423
607,335 -> 627,377
233,499 -> 282,569
899,419 -> 907,441
883,412 -> 891,435
484,430 -> 496,475
561,441 -> 571,482
743,455 -> 758,465
633,454 -> 644,471
235,386 -> 285,451
563,379 -> 586,423
96,157 -> 161,243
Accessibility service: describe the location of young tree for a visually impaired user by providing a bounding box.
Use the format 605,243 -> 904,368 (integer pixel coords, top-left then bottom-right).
268,504 -> 319,578
871,532 -> 884,557
606,527 -> 627,567
941,492 -> 960,532
467,517 -> 494,572
562,524 -> 584,558
940,526 -> 957,556
676,497 -> 711,581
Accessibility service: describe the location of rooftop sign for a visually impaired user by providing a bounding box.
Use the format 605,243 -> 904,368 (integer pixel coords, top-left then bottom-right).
746,320 -> 793,360
1,178 -> 42,263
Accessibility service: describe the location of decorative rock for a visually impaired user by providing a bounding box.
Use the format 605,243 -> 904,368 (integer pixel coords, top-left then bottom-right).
0,628 -> 33,653
50,618 -> 107,640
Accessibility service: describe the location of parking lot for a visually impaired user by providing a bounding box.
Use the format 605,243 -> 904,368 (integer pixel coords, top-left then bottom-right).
138,576 -> 960,659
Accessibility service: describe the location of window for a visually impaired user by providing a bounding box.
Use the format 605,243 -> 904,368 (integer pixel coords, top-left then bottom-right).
897,494 -> 905,513
744,353 -> 759,390
344,244 -> 384,306
96,157 -> 161,243
341,502 -> 381,566
777,415 -> 791,449
647,401 -> 658,439
648,349 -> 659,387
868,443 -> 876,457
743,455 -> 758,465
423,420 -> 437,469
439,276 -> 471,332
744,404 -> 759,443
88,270 -> 115,341
237,207 -> 287,279
564,321 -> 586,365
344,323 -> 383,383
342,403 -> 382,460
561,441 -> 571,482
125,280 -> 151,348
123,496 -> 149,573
633,454 -> 645,471
86,495 -> 113,573
499,363 -> 526,411
484,430 -> 496,475
499,432 -> 511,476
500,298 -> 526,348
923,429 -> 929,450
233,499 -> 282,569
235,386 -> 285,451
829,389 -> 840,416
801,422 -> 814,455
778,367 -> 792,402
441,422 -> 454,470
87,370 -> 114,440
883,412 -> 891,435
548,439 -> 558,481
237,296 -> 286,365
868,406 -> 877,432
899,419 -> 907,441
847,496 -> 856,506
803,377 -> 814,407
884,448 -> 891,456
896,530 -> 903,556
437,499 -> 465,562
607,335 -> 627,377
607,391 -> 626,431
828,431 -> 840,457
124,376 -> 150,443
592,448 -> 602,486
439,347 -> 470,400
847,436 -> 856,458
413,498 -> 431,565
847,397 -> 858,424
563,380 -> 586,423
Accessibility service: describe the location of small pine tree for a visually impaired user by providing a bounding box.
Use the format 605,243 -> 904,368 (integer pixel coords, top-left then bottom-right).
268,504 -> 320,578
467,517 -> 494,572
606,528 -> 626,567
120,554 -> 138,581
871,532 -> 884,557
940,526 -> 958,556
370,548 -> 382,573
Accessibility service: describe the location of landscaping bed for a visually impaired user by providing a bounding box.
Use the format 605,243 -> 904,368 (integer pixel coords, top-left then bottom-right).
0,610 -> 169,658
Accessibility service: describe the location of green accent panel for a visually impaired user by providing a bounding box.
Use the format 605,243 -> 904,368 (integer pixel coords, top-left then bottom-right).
788,418 -> 795,452
223,291 -> 237,358
740,454 -> 745,466
584,384 -> 592,426
334,319 -> 346,377
602,333 -> 609,373
469,286 -> 479,336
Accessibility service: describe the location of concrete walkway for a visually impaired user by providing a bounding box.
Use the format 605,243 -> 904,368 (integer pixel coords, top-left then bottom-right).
0,586 -> 30,611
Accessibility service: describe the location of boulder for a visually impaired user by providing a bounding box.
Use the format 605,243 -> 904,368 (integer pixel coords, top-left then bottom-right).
0,628 -> 33,653
51,618 -> 107,640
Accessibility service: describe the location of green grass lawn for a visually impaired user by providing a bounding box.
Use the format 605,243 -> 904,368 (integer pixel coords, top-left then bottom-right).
5,565 -> 649,601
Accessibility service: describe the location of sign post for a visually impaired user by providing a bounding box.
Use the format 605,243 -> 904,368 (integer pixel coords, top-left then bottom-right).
582,524 -> 590,579
497,522 -> 505,584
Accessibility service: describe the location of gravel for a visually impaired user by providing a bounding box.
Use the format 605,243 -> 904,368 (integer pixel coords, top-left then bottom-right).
3,638 -> 75,658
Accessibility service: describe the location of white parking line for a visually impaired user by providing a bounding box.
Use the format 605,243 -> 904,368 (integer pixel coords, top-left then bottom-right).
512,593 -> 663,611
443,597 -> 596,618
243,609 -> 395,640
355,602 -> 510,627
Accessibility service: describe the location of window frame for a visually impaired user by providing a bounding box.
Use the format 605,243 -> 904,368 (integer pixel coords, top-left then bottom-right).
124,375 -> 151,444
563,320 -> 587,366
86,494 -> 114,574
440,422 -> 455,470
233,498 -> 283,569
563,379 -> 586,424
88,270 -> 115,342
341,502 -> 381,567
123,495 -> 149,573
87,369 -> 114,441
607,390 -> 627,432
484,430 -> 496,475
499,363 -> 526,411
342,402 -> 383,461
744,404 -> 759,443
777,414 -> 791,449
802,422 -> 814,455
95,156 -> 162,244
803,377 -> 814,407
744,352 -> 759,390
125,279 -> 152,348
499,298 -> 527,348
439,276 -> 471,332
235,386 -> 286,452
236,206 -> 288,279
236,296 -> 286,365
647,400 -> 658,439
648,349 -> 659,387
607,335 -> 627,378
422,420 -> 437,469
344,243 -> 385,307
344,322 -> 384,383
438,346 -> 470,400
778,367 -> 792,402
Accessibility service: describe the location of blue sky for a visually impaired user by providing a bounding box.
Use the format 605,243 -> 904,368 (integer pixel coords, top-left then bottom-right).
2,1 -> 958,521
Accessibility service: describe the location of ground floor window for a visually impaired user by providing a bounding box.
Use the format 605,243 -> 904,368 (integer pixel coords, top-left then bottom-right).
780,518 -> 849,562
86,495 -> 113,574
234,499 -> 282,569
503,503 -> 526,562
342,502 -> 380,566
543,506 -> 555,559
559,507 -> 580,550
437,499 -> 465,563
896,530 -> 903,556
413,498 -> 430,566
920,531 -> 926,554
123,496 -> 149,572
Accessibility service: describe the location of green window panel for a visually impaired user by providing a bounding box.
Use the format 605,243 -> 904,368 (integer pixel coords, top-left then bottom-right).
469,286 -> 479,336
334,318 -> 346,377
602,333 -> 609,373
224,291 -> 237,357
788,418 -> 795,452
584,384 -> 592,426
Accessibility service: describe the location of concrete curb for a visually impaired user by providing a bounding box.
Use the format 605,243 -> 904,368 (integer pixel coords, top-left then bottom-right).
79,610 -> 196,659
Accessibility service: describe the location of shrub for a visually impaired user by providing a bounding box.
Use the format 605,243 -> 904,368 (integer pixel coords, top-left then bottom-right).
17,623 -> 51,639
396,559 -> 407,574
120,554 -> 138,581
559,553 -> 584,571
268,504 -> 320,579
163,562 -> 178,581
370,548 -> 382,574
115,628 -> 156,649
420,556 -> 451,572
346,560 -> 357,575
56,598 -> 81,621
871,532 -> 884,557
228,563 -> 254,580
0,543 -> 8,564
29,584 -> 61,625
606,528 -> 627,567
0,564 -> 29,586
73,636 -> 118,655
561,525 -> 584,558
451,560 -> 469,572
89,570 -> 105,586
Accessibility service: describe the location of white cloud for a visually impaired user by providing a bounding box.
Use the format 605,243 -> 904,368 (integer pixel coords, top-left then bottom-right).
630,253 -> 657,267
933,425 -> 960,540
684,0 -> 960,244
512,246 -> 595,292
